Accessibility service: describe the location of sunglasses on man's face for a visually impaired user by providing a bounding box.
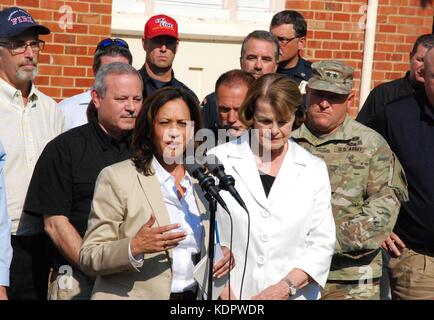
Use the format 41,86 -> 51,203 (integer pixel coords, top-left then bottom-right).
95,38 -> 129,52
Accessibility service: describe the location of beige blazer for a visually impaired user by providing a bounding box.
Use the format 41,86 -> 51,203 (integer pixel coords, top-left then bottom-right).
79,159 -> 210,300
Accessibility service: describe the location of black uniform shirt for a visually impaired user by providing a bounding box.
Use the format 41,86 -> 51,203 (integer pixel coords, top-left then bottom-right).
24,119 -> 133,266
139,66 -> 199,103
277,56 -> 313,84
357,71 -> 418,125
277,57 -> 313,110
201,92 -> 219,133
367,93 -> 434,252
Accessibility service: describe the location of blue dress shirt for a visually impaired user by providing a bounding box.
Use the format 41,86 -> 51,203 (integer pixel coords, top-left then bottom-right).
0,142 -> 12,287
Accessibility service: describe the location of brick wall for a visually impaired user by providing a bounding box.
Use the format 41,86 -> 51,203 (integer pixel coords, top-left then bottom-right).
1,0 -> 432,116
287,0 -> 433,117
0,0 -> 113,102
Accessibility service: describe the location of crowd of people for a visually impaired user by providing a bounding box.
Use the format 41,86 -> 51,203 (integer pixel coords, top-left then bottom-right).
0,5 -> 433,301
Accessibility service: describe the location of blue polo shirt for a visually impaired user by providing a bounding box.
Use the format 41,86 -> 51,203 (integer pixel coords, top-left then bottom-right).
367,93 -> 434,252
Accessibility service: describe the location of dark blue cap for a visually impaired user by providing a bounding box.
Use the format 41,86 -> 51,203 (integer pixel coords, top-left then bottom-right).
0,7 -> 50,38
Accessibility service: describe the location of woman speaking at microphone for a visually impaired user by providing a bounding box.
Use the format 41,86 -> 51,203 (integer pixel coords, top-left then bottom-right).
208,74 -> 336,300
80,87 -> 234,300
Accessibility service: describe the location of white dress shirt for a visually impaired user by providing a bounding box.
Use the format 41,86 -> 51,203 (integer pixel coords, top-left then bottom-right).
0,79 -> 64,234
129,157 -> 203,293
58,90 -> 91,131
0,142 -> 12,286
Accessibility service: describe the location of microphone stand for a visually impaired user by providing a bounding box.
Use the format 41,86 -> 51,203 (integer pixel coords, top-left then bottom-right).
185,160 -> 230,300
206,194 -> 217,300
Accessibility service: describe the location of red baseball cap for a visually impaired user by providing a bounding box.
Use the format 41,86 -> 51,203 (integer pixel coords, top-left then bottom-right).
144,14 -> 178,40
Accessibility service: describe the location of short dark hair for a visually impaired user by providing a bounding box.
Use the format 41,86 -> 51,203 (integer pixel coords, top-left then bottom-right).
411,33 -> 434,56
92,44 -> 133,73
132,87 -> 203,176
215,69 -> 255,93
240,30 -> 280,62
270,10 -> 307,38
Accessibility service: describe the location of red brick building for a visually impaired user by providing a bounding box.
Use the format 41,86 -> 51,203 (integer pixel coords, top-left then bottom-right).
295,0 -> 433,115
1,0 -> 432,117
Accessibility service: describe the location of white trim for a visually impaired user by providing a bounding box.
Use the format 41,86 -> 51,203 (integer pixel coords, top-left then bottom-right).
359,0 -> 378,110
111,0 -> 285,41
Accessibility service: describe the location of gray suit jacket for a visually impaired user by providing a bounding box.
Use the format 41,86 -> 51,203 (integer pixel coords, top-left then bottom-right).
80,159 -> 210,299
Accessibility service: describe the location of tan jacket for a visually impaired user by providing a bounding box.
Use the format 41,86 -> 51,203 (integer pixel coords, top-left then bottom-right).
80,159 -> 210,300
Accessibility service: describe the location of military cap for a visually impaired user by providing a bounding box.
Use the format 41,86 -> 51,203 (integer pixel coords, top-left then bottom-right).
308,60 -> 354,95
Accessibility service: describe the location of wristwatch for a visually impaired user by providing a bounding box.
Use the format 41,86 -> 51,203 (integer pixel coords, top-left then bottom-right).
282,277 -> 297,297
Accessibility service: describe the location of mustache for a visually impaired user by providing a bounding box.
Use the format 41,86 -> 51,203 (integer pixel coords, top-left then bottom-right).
251,71 -> 262,78
19,62 -> 37,67
122,112 -> 138,118
223,124 -> 241,131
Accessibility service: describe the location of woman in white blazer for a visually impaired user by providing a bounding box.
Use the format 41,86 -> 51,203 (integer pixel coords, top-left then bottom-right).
208,74 -> 336,300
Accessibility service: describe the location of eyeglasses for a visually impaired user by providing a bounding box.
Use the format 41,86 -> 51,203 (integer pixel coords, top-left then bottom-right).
0,39 -> 45,55
276,36 -> 299,45
95,38 -> 129,52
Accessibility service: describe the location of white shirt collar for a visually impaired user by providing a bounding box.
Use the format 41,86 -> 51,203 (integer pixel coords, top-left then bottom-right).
152,156 -> 193,187
79,90 -> 92,105
0,78 -> 38,104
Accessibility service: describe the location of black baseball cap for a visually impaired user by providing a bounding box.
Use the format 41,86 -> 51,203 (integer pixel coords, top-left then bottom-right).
0,7 -> 50,38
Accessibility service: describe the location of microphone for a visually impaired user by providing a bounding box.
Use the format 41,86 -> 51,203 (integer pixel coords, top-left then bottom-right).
185,160 -> 230,213
205,154 -> 249,214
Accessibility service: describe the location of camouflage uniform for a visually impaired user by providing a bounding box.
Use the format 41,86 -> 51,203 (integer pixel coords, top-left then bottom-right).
293,116 -> 408,299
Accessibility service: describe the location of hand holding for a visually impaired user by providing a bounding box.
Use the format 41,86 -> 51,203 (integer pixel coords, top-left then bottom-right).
213,246 -> 235,279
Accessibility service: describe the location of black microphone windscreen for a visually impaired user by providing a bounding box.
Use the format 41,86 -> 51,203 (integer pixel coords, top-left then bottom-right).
184,161 -> 201,176
204,154 -> 224,172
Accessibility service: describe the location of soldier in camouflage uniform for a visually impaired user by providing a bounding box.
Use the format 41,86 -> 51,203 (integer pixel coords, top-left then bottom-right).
292,60 -> 408,300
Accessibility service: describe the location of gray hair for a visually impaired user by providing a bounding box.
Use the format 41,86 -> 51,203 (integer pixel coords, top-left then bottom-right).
240,30 -> 280,62
93,62 -> 142,98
